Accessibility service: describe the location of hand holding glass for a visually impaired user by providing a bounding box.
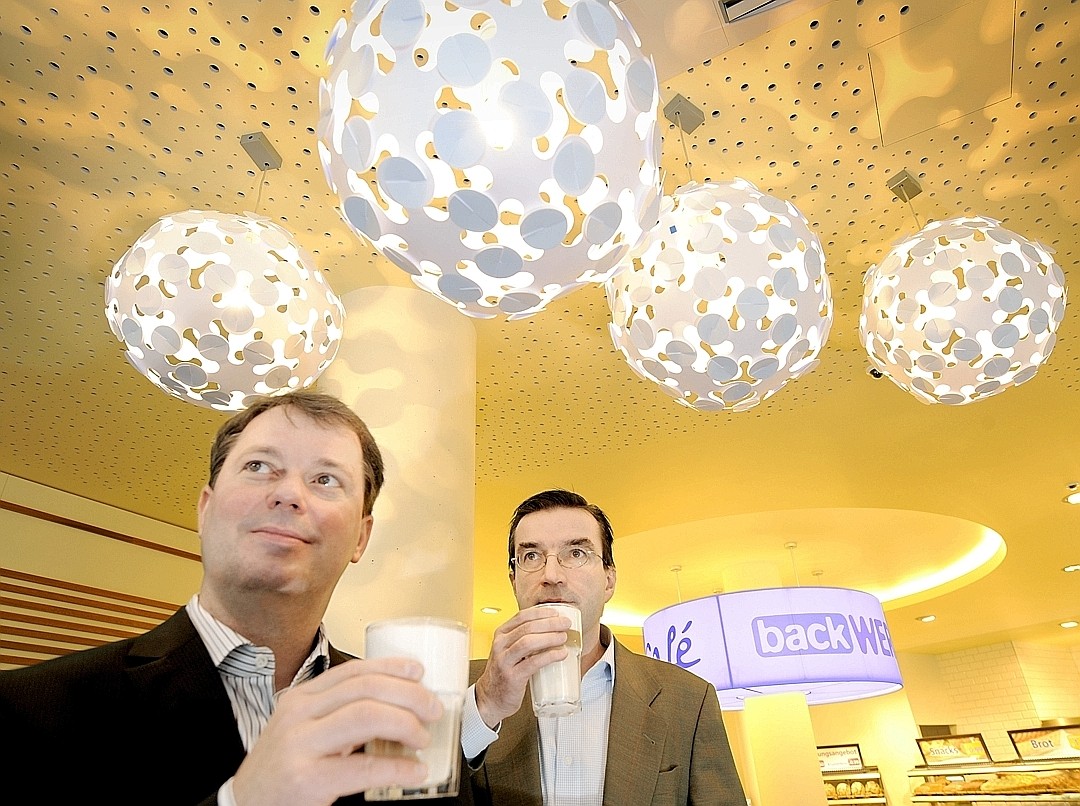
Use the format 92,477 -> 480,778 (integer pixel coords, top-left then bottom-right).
527,603 -> 582,717
363,617 -> 469,800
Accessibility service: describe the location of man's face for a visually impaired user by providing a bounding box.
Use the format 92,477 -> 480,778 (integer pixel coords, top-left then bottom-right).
510,507 -> 616,633
197,406 -> 372,604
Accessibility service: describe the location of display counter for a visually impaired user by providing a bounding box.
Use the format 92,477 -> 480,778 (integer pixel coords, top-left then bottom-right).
823,765 -> 888,802
908,760 -> 1080,802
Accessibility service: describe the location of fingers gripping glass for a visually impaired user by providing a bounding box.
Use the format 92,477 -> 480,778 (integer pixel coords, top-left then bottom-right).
512,546 -> 598,573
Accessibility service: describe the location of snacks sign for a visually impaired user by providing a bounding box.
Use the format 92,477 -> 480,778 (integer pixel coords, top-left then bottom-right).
916,734 -> 992,766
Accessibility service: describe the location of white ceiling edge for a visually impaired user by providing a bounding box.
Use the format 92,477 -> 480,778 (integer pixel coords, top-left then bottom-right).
616,0 -> 835,81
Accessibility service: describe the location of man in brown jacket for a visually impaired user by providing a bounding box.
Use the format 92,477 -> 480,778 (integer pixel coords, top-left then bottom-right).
461,489 -> 746,805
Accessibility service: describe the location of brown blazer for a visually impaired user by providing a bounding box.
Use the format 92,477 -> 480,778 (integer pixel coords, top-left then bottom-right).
467,638 -> 746,805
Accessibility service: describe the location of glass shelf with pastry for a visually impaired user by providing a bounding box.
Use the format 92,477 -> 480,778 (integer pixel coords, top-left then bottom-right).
907,760 -> 1080,802
822,766 -> 888,803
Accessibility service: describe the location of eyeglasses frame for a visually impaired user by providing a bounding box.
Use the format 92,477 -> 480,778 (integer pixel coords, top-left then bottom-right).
511,545 -> 601,573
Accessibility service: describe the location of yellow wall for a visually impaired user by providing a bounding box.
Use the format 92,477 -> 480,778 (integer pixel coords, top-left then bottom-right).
0,472 -> 202,598
1,472 -> 202,669
896,651 -> 959,727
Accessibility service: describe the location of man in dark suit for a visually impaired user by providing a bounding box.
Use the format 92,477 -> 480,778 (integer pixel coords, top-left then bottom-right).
0,391 -> 451,805
462,490 -> 746,805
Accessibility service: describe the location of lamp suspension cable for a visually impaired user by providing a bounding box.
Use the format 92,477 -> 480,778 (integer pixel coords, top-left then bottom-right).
903,192 -> 922,230
253,168 -> 268,216
675,111 -> 695,185
785,541 -> 802,587
671,565 -> 684,603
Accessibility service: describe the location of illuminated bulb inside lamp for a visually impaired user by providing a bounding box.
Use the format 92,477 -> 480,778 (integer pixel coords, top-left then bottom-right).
1060,621 -> 1079,629
480,606 -> 501,615
916,615 -> 937,623
1065,491 -> 1080,505
220,285 -> 252,309
1063,564 -> 1080,573
475,104 -> 515,151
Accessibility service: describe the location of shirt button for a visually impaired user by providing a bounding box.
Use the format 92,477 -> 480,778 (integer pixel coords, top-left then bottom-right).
563,756 -> 573,765
255,655 -> 269,669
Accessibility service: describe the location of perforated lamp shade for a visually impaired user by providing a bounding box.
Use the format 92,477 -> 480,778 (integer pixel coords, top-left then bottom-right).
104,210 -> 345,411
643,587 -> 903,710
607,180 -> 833,411
318,0 -> 661,320
860,215 -> 1067,405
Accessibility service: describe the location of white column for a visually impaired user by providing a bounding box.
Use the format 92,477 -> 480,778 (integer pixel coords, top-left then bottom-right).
744,693 -> 827,806
722,563 -> 827,806
319,285 -> 476,655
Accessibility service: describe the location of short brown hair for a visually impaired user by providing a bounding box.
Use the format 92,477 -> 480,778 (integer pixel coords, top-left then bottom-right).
208,391 -> 385,516
507,489 -> 615,572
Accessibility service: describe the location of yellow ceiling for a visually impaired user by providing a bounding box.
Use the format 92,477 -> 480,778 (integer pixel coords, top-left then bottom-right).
1,0 -> 1078,658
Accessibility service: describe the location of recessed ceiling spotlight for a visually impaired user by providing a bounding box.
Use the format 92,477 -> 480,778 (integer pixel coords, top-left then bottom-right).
1060,620 -> 1079,629
916,615 -> 937,623
1064,482 -> 1080,505
480,606 -> 501,615
1064,564 -> 1080,573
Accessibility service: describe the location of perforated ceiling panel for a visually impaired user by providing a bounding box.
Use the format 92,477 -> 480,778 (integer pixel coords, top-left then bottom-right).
1,0 -> 1078,654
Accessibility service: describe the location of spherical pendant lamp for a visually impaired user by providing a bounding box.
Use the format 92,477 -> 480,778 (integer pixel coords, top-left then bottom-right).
318,0 -> 662,320
607,179 -> 833,412
860,216 -> 1067,405
104,210 -> 345,411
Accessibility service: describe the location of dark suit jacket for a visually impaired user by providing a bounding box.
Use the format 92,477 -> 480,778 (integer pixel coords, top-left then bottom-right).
467,638 -> 746,805
0,608 -> 468,805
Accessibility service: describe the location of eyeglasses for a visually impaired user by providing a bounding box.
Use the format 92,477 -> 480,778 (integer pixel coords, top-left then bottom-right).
512,546 -> 599,573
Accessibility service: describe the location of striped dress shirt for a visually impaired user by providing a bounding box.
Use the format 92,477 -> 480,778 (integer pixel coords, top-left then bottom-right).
185,594 -> 331,751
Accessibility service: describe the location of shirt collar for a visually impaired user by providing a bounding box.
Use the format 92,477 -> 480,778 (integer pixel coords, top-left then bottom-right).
600,623 -> 616,679
582,623 -> 616,693
186,594 -> 331,685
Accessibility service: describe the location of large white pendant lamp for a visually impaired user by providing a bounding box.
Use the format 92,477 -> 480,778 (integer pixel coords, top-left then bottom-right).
860,215 -> 1067,405
104,210 -> 345,411
318,0 -> 661,320
644,587 -> 902,709
607,179 -> 833,411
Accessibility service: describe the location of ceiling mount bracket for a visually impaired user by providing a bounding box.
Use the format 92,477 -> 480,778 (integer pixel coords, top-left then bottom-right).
887,169 -> 923,202
240,131 -> 282,171
663,94 -> 705,133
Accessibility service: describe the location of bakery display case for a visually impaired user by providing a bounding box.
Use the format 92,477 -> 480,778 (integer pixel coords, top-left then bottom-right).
907,760 -> 1080,801
822,766 -> 888,803
908,728 -> 1080,801
818,744 -> 889,803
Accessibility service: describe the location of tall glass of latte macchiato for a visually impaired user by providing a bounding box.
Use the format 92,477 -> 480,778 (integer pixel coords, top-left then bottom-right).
363,617 -> 469,800
528,603 -> 582,717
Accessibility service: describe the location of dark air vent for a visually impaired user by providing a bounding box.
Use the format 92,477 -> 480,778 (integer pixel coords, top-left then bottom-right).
718,0 -> 793,23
